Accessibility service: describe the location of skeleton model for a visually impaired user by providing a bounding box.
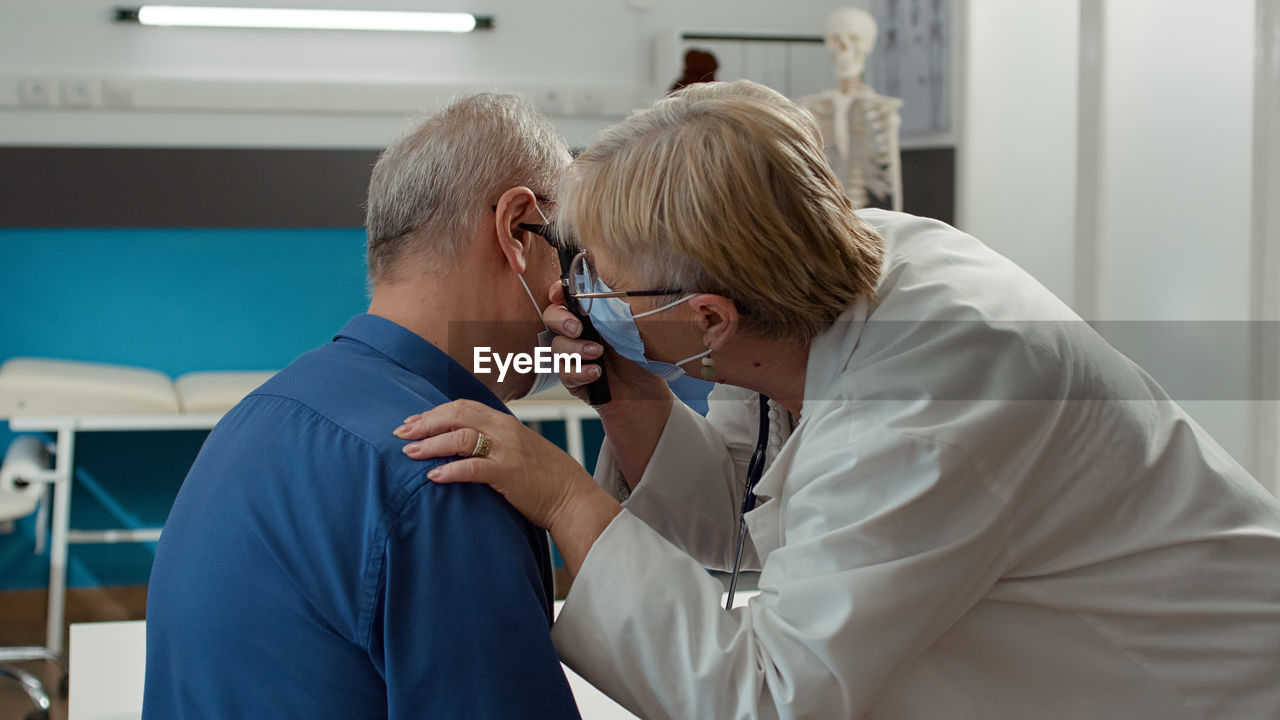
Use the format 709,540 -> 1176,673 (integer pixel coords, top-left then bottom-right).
799,7 -> 903,211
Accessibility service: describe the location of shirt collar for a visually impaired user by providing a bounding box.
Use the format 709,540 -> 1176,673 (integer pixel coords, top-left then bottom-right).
801,297 -> 870,413
334,313 -> 508,414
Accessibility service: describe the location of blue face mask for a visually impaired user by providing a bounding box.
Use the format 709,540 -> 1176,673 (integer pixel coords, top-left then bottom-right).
586,278 -> 711,381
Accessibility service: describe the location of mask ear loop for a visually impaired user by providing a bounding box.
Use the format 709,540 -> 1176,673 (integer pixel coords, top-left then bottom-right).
516,199 -> 553,318
628,292 -> 712,369
673,345 -> 712,368
517,273 -> 541,314
633,294 -> 697,319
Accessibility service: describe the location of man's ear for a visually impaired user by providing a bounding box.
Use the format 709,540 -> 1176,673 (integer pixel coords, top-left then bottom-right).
493,186 -> 539,275
688,294 -> 740,351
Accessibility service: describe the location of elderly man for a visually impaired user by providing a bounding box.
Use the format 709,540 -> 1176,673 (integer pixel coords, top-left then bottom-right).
143,94 -> 581,719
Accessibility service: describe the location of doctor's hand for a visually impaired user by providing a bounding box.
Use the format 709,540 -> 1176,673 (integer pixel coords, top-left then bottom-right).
397,399 -> 621,577
542,281 -> 670,405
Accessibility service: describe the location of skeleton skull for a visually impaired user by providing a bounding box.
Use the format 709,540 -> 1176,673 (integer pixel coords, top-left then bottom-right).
825,7 -> 879,83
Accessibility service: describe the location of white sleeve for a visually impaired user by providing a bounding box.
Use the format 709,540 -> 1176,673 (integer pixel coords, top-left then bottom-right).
592,385 -> 759,570
555,418 -> 1013,720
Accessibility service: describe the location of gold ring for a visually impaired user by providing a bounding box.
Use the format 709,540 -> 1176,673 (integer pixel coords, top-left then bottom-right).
471,432 -> 492,459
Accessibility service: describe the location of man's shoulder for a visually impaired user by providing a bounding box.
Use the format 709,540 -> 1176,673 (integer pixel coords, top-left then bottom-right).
253,337 -> 392,404
257,339 -> 448,433
205,340 -> 454,486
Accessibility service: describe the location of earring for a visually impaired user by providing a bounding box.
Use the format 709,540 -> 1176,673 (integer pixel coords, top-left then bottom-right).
700,353 -> 715,381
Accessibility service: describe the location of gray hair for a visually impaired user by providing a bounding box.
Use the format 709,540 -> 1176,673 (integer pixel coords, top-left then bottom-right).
365,93 -> 570,282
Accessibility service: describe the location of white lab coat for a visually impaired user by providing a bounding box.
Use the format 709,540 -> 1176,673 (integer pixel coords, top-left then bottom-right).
551,209 -> 1280,720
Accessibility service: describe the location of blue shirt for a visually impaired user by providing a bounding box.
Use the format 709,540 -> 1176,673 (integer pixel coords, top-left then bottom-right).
144,314 -> 581,719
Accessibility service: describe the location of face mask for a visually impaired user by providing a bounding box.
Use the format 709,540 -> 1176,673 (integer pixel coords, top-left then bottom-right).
586,278 -> 711,381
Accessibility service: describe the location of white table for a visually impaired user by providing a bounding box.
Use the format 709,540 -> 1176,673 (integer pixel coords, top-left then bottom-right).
68,621 -> 148,720
67,594 -> 757,717
69,592 -> 761,719
69,606 -> 641,720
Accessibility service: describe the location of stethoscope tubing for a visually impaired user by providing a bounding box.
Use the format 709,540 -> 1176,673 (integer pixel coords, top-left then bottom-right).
725,394 -> 772,610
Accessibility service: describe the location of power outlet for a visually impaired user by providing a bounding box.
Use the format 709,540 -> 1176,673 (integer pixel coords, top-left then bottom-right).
60,77 -> 101,108
537,88 -> 566,116
18,77 -> 57,106
571,88 -> 602,116
102,79 -> 135,108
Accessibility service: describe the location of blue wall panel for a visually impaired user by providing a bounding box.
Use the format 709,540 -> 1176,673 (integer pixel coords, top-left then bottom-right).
0,228 -> 370,375
0,227 -> 370,590
0,227 -> 672,590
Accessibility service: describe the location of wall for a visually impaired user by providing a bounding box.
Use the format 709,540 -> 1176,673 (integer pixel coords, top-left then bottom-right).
0,227 -> 371,590
957,0 -> 1080,306
959,0 -> 1260,472
1252,0 -> 1280,494
1096,0 -> 1255,323
2,0 -> 860,149
1092,0 -> 1256,468
0,228 -> 369,375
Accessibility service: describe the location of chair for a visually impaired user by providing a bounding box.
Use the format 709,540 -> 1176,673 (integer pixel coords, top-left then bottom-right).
1,436 -> 69,720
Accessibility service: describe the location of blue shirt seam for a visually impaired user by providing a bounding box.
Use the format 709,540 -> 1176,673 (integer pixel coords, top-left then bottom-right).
239,389 -> 444,648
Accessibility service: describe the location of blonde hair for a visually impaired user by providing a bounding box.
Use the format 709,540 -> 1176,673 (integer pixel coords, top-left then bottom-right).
560,80 -> 883,342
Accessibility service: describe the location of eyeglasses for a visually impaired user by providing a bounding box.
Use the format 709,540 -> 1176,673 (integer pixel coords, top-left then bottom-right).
489,200 -> 688,313
487,196 -> 556,242
384,195 -> 560,249
565,250 -> 685,313
496,197 -> 581,278
488,196 -> 572,268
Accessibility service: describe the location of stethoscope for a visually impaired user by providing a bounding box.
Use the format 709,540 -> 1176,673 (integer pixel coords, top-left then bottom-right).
725,394 -> 773,610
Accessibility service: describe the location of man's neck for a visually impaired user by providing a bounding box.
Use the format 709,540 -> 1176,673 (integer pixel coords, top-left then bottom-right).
368,279 -> 451,345
367,267 -> 527,403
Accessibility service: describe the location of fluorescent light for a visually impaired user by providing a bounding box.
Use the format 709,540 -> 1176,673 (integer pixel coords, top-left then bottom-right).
118,6 -> 492,33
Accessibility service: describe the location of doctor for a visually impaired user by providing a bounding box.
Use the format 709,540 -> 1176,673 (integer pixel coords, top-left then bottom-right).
396,81 -> 1280,718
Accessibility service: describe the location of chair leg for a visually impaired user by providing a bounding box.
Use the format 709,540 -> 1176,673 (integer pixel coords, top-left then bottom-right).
34,485 -> 49,556
0,663 -> 52,715
0,646 -> 68,672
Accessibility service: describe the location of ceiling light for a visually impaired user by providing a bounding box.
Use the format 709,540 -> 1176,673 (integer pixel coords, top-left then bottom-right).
114,6 -> 494,33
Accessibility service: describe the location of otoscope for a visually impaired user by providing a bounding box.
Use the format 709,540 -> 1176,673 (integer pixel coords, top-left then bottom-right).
519,221 -> 612,406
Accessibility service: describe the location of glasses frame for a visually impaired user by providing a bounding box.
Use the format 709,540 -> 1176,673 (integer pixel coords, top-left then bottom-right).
499,197 -> 575,276
565,250 -> 686,313
493,199 -> 689,309
489,195 -> 561,247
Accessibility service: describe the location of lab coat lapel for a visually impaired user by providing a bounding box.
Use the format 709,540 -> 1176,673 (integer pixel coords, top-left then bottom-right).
801,298 -> 869,414
745,300 -> 870,561
743,425 -> 802,560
